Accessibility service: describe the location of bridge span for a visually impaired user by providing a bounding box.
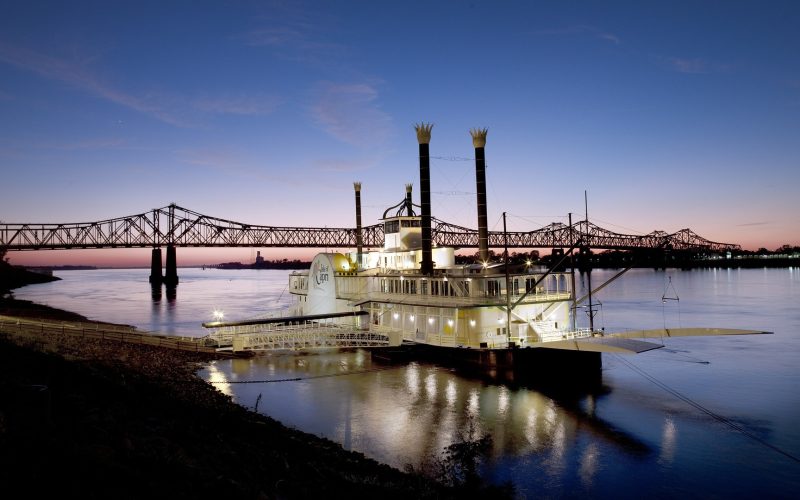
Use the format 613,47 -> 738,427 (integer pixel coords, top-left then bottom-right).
1,203 -> 740,283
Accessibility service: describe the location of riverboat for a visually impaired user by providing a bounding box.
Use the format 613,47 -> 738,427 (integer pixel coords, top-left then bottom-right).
279,124 -> 768,373
203,124 -> 766,371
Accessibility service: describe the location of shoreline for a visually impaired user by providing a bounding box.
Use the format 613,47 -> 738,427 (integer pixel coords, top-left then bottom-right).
0,296 -> 483,498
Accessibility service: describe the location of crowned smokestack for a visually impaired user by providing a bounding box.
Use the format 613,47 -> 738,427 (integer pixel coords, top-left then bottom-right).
354,182 -> 363,263
415,122 -> 434,275
471,128 -> 489,263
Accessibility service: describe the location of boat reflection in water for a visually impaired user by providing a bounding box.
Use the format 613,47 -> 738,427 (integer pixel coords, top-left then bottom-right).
201,348 -> 651,483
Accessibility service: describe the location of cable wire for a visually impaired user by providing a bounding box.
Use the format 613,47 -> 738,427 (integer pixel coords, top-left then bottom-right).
614,354 -> 800,464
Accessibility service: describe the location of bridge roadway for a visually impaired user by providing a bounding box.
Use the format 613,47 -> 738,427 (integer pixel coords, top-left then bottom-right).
0,203 -> 739,253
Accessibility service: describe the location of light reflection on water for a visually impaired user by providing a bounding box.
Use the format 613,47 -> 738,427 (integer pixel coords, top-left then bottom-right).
204,351 -> 610,476
13,267 -> 800,496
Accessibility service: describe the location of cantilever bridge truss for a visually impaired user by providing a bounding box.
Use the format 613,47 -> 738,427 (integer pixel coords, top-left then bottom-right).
0,203 -> 740,253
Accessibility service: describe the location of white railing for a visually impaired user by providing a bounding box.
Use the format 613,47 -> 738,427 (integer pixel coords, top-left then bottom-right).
231,326 -> 390,352
203,319 -> 397,352
337,291 -> 571,308
536,327 -> 592,342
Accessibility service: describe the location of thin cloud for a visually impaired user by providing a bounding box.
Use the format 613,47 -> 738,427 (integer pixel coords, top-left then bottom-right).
0,42 -> 190,127
176,147 -> 312,187
598,32 -> 621,45
310,82 -> 392,147
736,221 -> 771,227
243,26 -> 310,48
50,138 -> 127,151
533,25 -> 621,45
668,57 -> 709,74
239,22 -> 347,66
192,94 -> 281,115
313,155 -> 382,173
666,57 -> 732,74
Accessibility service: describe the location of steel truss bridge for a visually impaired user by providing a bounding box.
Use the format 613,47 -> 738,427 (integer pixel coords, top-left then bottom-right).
0,203 -> 740,253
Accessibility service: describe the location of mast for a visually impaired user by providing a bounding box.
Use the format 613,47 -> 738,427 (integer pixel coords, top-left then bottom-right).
585,190 -> 595,332
503,211 -> 511,346
569,212 -> 577,332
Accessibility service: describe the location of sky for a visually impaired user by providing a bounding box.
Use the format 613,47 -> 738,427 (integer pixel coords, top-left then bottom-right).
1,0 -> 798,267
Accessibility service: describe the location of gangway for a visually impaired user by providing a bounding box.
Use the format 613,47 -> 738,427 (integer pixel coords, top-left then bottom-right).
201,310 -> 399,353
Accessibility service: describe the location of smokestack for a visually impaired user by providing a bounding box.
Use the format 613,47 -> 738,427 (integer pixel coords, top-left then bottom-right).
405,183 -> 414,212
471,128 -> 489,263
354,182 -> 363,264
415,122 -> 434,275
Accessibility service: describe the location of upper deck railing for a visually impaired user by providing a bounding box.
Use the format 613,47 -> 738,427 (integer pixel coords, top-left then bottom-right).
1,203 -> 740,252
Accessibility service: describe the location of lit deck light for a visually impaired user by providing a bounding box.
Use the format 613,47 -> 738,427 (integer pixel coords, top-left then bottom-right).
409,314 -> 415,321
213,309 -> 224,321
428,317 -> 434,324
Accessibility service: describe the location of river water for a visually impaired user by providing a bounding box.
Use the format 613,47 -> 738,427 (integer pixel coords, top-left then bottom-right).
12,267 -> 800,498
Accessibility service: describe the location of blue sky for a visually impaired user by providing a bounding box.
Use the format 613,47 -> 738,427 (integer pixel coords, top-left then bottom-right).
2,1 -> 798,266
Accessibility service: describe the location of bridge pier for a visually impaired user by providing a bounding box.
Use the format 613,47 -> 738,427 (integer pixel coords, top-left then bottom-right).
578,245 -> 593,272
164,244 -> 179,286
149,248 -> 163,284
551,248 -> 566,271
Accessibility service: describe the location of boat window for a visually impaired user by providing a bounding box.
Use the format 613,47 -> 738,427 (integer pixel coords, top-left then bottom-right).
401,219 -> 421,228
385,220 -> 400,234
487,280 -> 500,297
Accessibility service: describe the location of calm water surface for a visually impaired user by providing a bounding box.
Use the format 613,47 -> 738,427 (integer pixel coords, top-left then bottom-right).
14,267 -> 800,498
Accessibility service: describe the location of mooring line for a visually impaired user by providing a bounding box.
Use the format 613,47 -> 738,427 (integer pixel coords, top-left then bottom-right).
207,364 -> 404,384
614,354 -> 800,464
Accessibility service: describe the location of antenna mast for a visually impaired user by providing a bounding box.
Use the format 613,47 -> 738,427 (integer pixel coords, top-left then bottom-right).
503,211 -> 512,347
569,212 -> 577,332
585,190 -> 595,332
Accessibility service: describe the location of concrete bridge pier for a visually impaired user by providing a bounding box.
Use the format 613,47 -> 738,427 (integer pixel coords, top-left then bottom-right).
577,245 -> 593,272
149,248 -> 163,284
164,244 -> 179,286
551,248 -> 566,271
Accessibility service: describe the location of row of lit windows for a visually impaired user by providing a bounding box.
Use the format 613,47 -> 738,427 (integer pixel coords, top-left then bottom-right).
384,219 -> 421,234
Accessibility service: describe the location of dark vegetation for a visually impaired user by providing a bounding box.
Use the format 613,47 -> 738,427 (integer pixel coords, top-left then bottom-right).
455,245 -> 800,269
0,251 -> 60,297
215,258 -> 311,270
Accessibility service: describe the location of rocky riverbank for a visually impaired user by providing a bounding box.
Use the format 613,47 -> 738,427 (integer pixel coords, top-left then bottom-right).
0,262 -> 511,498
0,302 -> 455,499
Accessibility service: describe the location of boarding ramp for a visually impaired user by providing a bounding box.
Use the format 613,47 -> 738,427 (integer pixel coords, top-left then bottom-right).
201,310 -> 399,352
